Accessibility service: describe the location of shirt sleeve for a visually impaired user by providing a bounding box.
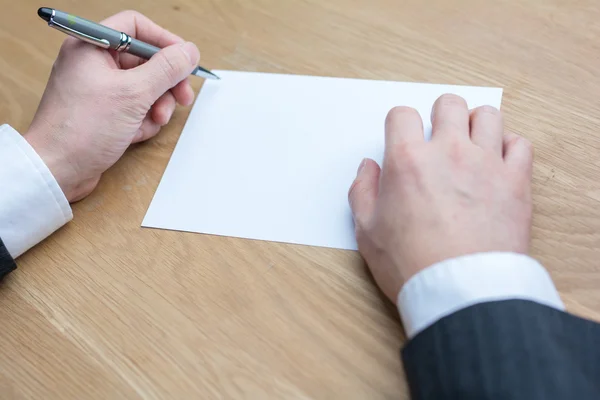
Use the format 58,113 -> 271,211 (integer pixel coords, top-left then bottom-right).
397,252 -> 564,339
0,124 -> 72,258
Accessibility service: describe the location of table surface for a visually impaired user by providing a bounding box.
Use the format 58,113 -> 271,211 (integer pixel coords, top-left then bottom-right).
2,0 -> 600,398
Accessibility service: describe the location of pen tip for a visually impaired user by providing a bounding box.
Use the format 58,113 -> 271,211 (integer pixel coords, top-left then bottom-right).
38,7 -> 52,22
192,68 -> 220,80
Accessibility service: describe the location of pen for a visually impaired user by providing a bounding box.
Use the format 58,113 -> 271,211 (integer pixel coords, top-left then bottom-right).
37,7 -> 220,80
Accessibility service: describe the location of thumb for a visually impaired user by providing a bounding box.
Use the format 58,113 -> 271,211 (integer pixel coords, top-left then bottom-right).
134,42 -> 200,103
348,158 -> 381,225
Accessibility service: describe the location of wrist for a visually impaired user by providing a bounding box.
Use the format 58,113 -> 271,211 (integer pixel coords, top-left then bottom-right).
24,125 -> 94,203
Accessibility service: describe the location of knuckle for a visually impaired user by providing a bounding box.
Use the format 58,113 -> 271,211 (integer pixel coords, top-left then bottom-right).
348,179 -> 369,203
348,185 -> 367,217
348,178 -> 360,201
60,37 -> 77,51
157,52 -> 181,82
386,142 -> 420,173
519,136 -> 533,151
354,216 -> 368,235
508,134 -> 533,156
447,137 -> 468,164
56,38 -> 80,61
518,136 -> 534,157
355,224 -> 369,246
117,9 -> 141,19
355,223 -> 383,260
353,210 -> 375,240
509,171 -> 532,201
506,133 -> 520,146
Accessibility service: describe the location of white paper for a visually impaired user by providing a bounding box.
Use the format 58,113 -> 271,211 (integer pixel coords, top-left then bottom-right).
142,71 -> 502,250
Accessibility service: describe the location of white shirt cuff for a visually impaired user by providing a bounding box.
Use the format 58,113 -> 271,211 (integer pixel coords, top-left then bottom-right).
0,124 -> 72,258
397,252 -> 564,339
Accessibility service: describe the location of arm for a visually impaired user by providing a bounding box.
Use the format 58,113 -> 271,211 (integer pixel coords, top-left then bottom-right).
0,238 -> 17,280
0,11 -> 200,281
402,299 -> 600,399
0,123 -> 71,279
348,96 -> 600,398
398,253 -> 600,399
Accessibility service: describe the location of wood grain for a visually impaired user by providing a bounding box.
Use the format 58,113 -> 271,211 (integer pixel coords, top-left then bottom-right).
1,0 -> 600,398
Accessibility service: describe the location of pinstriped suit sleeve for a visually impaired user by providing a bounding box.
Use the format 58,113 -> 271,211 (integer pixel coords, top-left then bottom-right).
397,254 -> 598,399
401,300 -> 600,399
0,237 -> 16,281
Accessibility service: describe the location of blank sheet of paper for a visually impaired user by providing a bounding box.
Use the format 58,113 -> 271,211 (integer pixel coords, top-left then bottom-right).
142,71 -> 502,250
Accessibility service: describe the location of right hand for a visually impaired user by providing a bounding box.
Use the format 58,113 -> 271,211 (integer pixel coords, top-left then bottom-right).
348,94 -> 534,303
25,11 -> 199,203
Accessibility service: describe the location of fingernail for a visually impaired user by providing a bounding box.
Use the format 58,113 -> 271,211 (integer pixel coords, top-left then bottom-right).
181,42 -> 200,65
357,158 -> 368,175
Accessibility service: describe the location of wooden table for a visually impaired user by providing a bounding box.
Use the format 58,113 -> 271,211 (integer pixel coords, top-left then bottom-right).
2,0 -> 600,398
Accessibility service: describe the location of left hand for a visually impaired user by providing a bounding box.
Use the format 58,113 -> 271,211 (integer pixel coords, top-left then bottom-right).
25,10 -> 200,202
348,95 -> 534,303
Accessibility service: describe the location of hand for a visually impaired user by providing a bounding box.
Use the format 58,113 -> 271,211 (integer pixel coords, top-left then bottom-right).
25,11 -> 200,202
348,94 -> 533,303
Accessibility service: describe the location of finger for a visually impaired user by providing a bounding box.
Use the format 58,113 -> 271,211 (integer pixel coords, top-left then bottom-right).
101,11 -> 185,70
101,10 -> 184,47
348,158 -> 381,226
131,42 -> 200,104
118,53 -> 146,71
470,105 -> 504,155
384,107 -> 424,151
431,94 -> 470,142
171,78 -> 195,106
151,91 -> 177,126
503,132 -> 533,176
59,36 -> 116,66
132,116 -> 162,144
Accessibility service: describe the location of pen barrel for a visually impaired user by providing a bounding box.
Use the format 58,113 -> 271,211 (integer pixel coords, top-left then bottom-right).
53,10 -> 160,60
128,39 -> 160,60
49,9 -> 212,77
52,10 -> 123,48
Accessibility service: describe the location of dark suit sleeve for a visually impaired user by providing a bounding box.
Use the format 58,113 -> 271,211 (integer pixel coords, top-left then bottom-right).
402,300 -> 600,400
0,236 -> 16,282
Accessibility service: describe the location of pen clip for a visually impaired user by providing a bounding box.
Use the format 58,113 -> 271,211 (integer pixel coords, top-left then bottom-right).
49,11 -> 110,49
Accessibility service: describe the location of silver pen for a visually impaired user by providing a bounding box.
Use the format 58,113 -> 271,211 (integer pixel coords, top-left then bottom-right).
37,7 -> 220,80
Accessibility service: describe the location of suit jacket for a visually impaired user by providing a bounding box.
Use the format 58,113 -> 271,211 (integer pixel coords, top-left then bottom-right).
402,299 -> 600,399
0,237 -> 16,282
